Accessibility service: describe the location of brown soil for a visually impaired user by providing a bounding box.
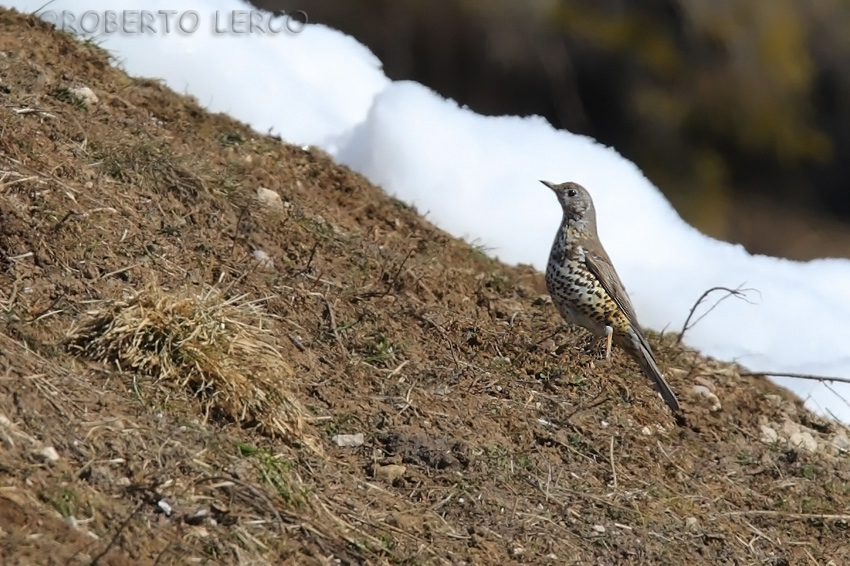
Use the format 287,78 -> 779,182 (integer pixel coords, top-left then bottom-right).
1,9 -> 848,565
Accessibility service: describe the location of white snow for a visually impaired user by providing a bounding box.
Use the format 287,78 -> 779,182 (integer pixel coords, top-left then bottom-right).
5,0 -> 850,420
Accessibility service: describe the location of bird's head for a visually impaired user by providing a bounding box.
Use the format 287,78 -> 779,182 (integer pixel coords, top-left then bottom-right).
540,180 -> 596,225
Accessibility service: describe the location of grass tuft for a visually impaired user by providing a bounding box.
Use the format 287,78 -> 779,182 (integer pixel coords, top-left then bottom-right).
65,285 -> 316,450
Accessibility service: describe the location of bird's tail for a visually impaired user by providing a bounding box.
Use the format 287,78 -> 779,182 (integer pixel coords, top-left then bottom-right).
629,331 -> 681,413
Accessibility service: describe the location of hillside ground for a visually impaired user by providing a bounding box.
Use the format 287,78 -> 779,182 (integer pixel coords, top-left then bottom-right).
0,9 -> 848,565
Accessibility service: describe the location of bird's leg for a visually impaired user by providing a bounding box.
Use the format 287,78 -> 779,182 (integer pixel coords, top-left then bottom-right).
602,325 -> 613,360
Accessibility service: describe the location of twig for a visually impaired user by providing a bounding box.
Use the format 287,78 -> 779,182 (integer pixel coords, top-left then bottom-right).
25,291 -> 66,323
309,292 -> 346,356
89,502 -> 144,565
0,175 -> 39,189
194,475 -> 286,535
6,252 -> 34,261
565,392 -> 610,422
229,204 -> 248,258
152,542 -> 174,566
823,381 -> 850,412
609,435 -> 618,489
678,285 -> 758,344
740,371 -> 850,386
722,510 -> 850,521
536,325 -> 564,345
382,248 -> 414,297
288,333 -> 307,352
299,241 -> 319,274
385,359 -> 409,381
32,0 -> 57,16
100,263 -> 141,280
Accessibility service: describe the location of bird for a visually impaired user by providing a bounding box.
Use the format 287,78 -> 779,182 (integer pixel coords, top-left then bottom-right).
540,180 -> 680,413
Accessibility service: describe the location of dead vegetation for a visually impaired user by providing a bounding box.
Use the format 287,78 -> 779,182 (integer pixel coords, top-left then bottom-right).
66,285 -> 310,445
0,8 -> 849,566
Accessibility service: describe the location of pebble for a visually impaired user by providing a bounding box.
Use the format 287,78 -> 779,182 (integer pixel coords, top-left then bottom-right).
760,425 -> 779,444
788,431 -> 818,453
71,86 -> 98,106
256,187 -> 283,211
832,433 -> 850,452
252,249 -> 274,270
157,500 -> 173,516
692,385 -> 722,411
332,433 -> 364,447
34,446 -> 59,463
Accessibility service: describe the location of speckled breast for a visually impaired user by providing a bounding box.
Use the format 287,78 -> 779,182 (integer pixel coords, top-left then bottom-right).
546,259 -> 619,337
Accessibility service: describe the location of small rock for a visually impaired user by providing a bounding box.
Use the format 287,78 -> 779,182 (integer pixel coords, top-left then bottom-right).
781,420 -> 803,437
374,464 -> 406,483
788,431 -> 818,453
256,187 -> 283,211
764,394 -> 784,407
157,500 -> 173,516
760,425 -> 780,445
592,524 -> 605,534
641,426 -> 653,436
694,376 -> 716,392
692,385 -> 722,411
831,433 -> 850,453
71,86 -> 98,107
685,517 -> 698,530
252,249 -> 274,270
332,433 -> 364,448
509,545 -> 525,556
34,446 -> 59,463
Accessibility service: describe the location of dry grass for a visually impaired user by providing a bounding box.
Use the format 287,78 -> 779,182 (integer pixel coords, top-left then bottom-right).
66,285 -> 311,447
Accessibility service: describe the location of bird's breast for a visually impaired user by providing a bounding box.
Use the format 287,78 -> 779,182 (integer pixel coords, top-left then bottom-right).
546,259 -> 627,334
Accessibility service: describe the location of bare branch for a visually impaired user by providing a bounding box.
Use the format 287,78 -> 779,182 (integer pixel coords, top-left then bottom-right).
678,285 -> 759,344
740,371 -> 850,386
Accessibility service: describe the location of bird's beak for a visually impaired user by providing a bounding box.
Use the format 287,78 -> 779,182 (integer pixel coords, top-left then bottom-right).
539,180 -> 556,191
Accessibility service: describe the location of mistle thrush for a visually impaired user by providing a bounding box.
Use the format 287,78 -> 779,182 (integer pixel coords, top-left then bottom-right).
541,180 -> 680,413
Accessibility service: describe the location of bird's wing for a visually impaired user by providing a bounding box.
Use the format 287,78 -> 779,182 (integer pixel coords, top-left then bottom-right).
584,248 -> 657,356
583,247 -> 640,329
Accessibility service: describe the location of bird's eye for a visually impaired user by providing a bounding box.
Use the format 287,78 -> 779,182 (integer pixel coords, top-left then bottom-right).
567,189 -> 577,197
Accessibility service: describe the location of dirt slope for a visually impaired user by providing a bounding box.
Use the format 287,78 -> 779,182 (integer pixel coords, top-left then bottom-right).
0,9 -> 848,566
